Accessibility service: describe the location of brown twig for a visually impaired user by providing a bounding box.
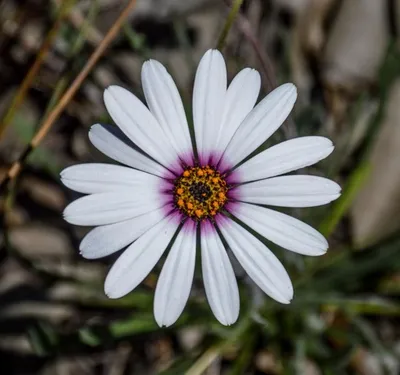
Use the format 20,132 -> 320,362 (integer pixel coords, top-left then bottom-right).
0,0 -> 137,192
0,0 -> 75,138
236,12 -> 277,92
223,0 -> 297,138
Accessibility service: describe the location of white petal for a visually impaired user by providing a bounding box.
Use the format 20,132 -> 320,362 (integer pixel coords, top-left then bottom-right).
212,68 -> 261,165
221,83 -> 297,170
232,202 -> 328,256
217,215 -> 293,304
232,136 -> 334,183
80,208 -> 166,259
60,163 -> 167,194
154,220 -> 197,327
63,191 -> 166,226
201,221 -> 239,325
89,124 -> 171,178
235,175 -> 341,207
103,86 -> 181,171
142,60 -> 193,163
105,214 -> 180,299
192,49 -> 227,165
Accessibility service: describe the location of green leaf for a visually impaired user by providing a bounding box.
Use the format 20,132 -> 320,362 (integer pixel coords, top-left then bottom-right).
28,321 -> 60,356
319,161 -> 371,237
109,313 -> 158,337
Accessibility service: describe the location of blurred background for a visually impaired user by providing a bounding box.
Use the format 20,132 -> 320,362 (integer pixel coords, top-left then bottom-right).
0,0 -> 399,374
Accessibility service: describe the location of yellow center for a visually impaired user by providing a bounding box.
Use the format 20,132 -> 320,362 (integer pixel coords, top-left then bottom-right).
174,166 -> 228,219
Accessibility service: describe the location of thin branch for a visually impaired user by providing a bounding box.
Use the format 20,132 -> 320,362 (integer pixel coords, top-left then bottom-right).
236,11 -> 297,138
0,0 -> 138,192
223,0 -> 297,138
236,12 -> 277,91
0,0 -> 76,138
41,0 -> 100,121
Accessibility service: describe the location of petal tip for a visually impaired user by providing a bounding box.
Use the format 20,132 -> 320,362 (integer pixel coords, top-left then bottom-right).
105,84 -> 120,91
78,250 -> 95,261
154,311 -> 175,328
89,123 -> 101,133
104,85 -> 124,101
142,59 -> 160,72
316,247 -> 328,256
154,315 -> 163,327
155,319 -> 171,328
62,206 -> 70,217
278,82 -> 298,101
219,310 -> 239,326
104,285 -> 119,299
222,317 -> 238,326
103,87 -> 113,103
284,82 -> 297,92
206,48 -> 218,54
203,48 -> 223,60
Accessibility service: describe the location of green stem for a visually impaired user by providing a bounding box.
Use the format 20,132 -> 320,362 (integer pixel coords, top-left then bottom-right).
319,160 -> 371,237
186,315 -> 252,375
216,0 -> 244,50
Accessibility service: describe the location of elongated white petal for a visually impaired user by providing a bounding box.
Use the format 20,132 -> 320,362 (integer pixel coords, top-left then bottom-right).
217,215 -> 293,303
232,202 -> 328,256
235,175 -> 341,207
201,221 -> 239,325
104,86 -> 181,171
193,49 -> 227,165
60,163 -> 166,194
212,68 -> 261,165
89,124 -> 171,178
105,214 -> 180,298
154,220 -> 197,327
80,208 -> 166,259
221,83 -> 297,170
63,191 -> 166,226
142,60 -> 193,163
233,136 -> 334,183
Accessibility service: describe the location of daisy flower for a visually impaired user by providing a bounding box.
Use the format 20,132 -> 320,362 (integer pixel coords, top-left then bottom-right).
61,49 -> 341,327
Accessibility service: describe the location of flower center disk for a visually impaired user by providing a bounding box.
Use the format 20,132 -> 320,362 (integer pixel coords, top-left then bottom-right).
174,166 -> 228,219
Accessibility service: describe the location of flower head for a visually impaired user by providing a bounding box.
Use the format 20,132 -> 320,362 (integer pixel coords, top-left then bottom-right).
61,49 -> 341,327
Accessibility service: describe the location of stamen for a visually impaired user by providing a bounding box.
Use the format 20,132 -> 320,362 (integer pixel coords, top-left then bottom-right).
174,166 -> 228,220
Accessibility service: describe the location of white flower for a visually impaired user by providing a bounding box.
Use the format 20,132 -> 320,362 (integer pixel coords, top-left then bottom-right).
61,49 -> 341,327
